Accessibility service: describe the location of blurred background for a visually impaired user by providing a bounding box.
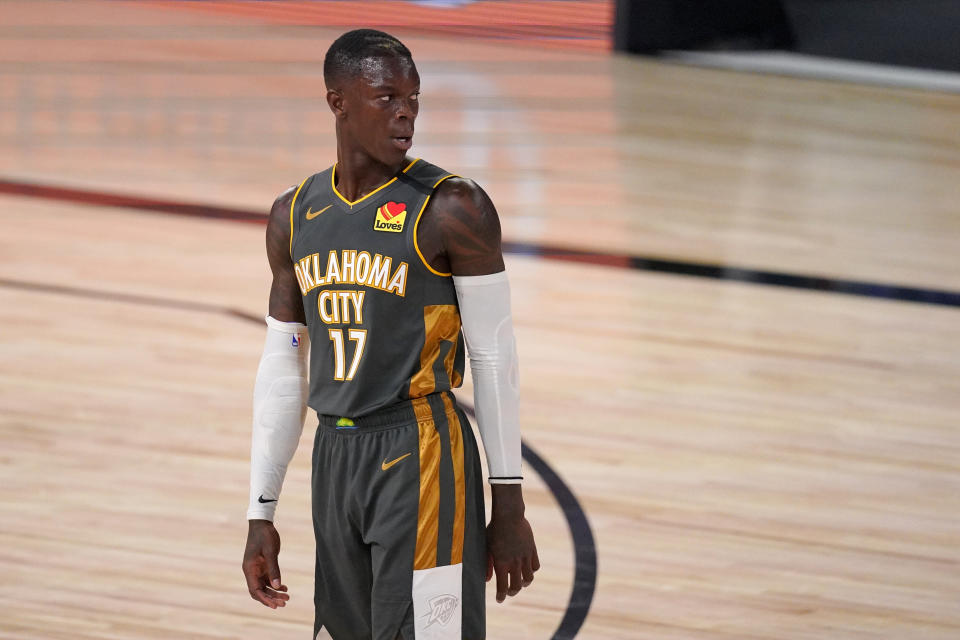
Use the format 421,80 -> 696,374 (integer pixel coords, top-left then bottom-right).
1,1 -> 958,639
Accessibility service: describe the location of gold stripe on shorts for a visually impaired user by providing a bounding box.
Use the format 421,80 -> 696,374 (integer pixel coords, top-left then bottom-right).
442,393 -> 466,565
414,397 -> 440,570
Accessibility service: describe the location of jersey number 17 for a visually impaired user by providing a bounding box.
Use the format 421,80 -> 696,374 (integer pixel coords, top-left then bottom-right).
328,328 -> 367,381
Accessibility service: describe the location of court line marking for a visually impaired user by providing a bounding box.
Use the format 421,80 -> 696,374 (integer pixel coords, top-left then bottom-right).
1,175 -> 958,308
0,276 -> 905,371
0,276 -> 262,324
10,272 -> 956,632
0,274 -> 597,640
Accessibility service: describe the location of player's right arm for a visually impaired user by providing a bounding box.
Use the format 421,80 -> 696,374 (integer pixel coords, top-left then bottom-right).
420,178 -> 540,603
265,187 -> 308,325
241,186 -> 308,610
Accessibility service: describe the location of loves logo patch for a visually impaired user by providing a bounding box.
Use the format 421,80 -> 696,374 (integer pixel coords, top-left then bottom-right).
374,201 -> 408,233
381,201 -> 406,220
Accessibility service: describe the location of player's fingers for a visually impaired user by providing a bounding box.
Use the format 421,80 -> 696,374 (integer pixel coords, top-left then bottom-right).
521,555 -> 535,587
243,562 -> 286,608
532,544 -> 541,572
507,561 -> 523,597
494,562 -> 509,603
252,588 -> 282,608
265,556 -> 284,591
263,585 -> 290,601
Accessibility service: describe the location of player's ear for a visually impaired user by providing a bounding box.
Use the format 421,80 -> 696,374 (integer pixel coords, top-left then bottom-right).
326,89 -> 345,118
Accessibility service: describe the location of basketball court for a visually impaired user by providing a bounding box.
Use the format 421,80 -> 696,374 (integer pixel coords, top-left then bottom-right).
1,1 -> 958,638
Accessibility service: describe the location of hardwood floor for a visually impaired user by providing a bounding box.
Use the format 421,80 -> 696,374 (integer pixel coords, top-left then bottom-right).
1,2 -> 958,639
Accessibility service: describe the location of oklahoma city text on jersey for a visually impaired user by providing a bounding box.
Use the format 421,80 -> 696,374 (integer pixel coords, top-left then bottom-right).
294,249 -> 409,324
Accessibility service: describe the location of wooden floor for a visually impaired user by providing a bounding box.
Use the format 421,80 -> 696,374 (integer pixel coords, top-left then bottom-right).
2,2 -> 959,639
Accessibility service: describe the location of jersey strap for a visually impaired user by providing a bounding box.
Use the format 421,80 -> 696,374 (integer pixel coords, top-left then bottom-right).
406,169 -> 458,277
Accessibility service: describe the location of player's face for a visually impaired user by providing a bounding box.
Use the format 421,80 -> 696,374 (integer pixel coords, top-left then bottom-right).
343,55 -> 420,166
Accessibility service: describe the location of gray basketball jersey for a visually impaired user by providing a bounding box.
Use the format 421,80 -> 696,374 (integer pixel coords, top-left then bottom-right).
289,158 -> 465,417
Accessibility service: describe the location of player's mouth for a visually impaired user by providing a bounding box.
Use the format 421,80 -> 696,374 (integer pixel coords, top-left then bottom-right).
392,136 -> 413,150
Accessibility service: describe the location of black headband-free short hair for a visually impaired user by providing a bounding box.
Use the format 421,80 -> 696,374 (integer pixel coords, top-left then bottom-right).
324,29 -> 413,88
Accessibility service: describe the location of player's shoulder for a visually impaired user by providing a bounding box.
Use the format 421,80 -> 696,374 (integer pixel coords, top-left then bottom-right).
420,176 -> 499,243
271,184 -> 298,214
265,185 -> 297,240
269,167 -> 333,221
431,174 -> 494,221
401,158 -> 469,193
404,158 -> 486,205
433,176 -> 482,199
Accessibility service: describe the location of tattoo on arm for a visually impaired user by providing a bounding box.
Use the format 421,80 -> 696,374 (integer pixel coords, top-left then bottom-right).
266,188 -> 307,323
418,178 -> 506,277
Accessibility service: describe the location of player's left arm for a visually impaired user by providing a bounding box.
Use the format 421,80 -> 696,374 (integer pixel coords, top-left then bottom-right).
420,177 -> 540,603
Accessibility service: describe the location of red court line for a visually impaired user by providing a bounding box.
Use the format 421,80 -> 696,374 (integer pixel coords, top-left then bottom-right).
0,175 -> 633,267
0,276 -> 262,324
0,177 -> 267,224
4,175 -> 958,308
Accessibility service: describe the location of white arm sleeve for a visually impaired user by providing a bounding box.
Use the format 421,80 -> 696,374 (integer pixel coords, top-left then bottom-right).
247,315 -> 310,521
453,271 -> 523,484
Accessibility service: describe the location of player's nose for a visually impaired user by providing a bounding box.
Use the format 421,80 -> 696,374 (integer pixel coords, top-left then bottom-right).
396,97 -> 417,120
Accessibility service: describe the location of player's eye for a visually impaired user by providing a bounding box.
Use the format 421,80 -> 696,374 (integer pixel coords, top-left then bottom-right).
411,92 -> 420,101
378,95 -> 391,102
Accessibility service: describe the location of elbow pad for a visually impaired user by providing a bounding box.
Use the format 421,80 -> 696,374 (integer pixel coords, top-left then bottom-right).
247,315 -> 310,521
453,271 -> 522,484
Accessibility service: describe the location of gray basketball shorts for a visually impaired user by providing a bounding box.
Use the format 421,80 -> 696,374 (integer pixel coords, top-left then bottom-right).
311,391 -> 486,640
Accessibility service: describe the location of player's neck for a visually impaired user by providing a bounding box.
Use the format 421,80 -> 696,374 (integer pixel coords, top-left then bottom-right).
334,147 -> 407,203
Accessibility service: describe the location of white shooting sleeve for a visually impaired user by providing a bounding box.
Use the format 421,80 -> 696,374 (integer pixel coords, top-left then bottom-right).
247,315 -> 310,521
453,271 -> 523,484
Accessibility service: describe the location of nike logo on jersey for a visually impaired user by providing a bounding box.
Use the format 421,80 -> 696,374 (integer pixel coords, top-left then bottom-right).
257,495 -> 277,503
374,201 -> 407,232
381,452 -> 412,471
306,204 -> 333,220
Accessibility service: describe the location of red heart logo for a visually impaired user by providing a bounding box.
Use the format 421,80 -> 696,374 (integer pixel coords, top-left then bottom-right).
382,201 -> 406,220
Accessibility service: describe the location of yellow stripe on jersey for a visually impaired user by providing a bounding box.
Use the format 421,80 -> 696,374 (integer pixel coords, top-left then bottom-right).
289,176 -> 309,258
409,305 -> 461,398
414,397 -> 441,571
331,157 -> 420,207
442,392 -> 466,565
412,174 -> 458,276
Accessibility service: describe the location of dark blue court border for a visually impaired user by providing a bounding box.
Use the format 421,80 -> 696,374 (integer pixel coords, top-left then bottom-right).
0,275 -> 597,639
501,242 -> 960,308
459,404 -> 597,640
2,176 -> 959,308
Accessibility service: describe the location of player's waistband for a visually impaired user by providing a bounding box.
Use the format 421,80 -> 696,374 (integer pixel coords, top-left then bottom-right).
317,391 -> 459,432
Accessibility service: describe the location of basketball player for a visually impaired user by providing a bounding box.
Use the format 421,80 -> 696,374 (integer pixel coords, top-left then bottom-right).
241,30 -> 539,639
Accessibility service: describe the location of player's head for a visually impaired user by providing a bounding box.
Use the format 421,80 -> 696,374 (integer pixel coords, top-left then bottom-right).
324,29 -> 419,166
324,29 -> 413,89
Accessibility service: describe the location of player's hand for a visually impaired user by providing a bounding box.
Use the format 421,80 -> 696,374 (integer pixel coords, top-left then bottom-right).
242,520 -> 290,609
486,485 -> 540,603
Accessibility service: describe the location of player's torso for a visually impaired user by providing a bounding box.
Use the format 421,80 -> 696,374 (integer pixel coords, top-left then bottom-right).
290,158 -> 465,417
